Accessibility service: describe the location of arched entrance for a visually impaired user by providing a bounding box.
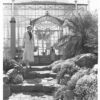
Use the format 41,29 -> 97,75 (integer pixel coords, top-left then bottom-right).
30,12 -> 64,65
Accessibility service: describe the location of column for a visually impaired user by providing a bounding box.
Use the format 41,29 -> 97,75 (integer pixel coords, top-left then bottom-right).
60,26 -> 63,38
10,17 -> 16,58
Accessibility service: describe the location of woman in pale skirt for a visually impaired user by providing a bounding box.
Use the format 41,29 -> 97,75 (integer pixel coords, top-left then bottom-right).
23,25 -> 34,68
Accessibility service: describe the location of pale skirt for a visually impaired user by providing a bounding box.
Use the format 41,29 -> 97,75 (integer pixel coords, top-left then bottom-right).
22,32 -> 34,62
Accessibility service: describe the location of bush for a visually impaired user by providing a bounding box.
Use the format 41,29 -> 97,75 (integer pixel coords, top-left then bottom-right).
6,68 -> 24,84
13,74 -> 23,84
57,60 -> 80,84
3,57 -> 23,73
60,74 -> 71,85
74,74 -> 97,100
3,58 -> 15,73
67,68 -> 89,90
52,62 -> 62,73
54,86 -> 68,100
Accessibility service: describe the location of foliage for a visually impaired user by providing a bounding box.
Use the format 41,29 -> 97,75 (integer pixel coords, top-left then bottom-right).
54,85 -> 68,100
3,57 -> 16,73
13,74 -> 23,84
60,74 -> 71,85
52,63 -> 62,73
67,68 -> 89,90
56,60 -> 80,84
57,11 -> 98,59
3,57 -> 23,73
6,66 -> 24,84
74,74 -> 97,100
54,64 -> 97,100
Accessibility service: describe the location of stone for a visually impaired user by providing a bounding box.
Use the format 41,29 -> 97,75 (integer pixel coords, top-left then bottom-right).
3,83 -> 11,99
3,74 -> 9,83
48,60 -> 64,69
24,70 -> 56,79
8,93 -> 54,100
90,64 -> 98,74
74,53 -> 97,68
10,78 -> 60,93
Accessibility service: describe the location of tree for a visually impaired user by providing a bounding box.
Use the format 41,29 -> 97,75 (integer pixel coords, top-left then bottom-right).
56,11 -> 98,59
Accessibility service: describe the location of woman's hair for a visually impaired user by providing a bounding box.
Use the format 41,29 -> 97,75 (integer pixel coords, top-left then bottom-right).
28,31 -> 32,40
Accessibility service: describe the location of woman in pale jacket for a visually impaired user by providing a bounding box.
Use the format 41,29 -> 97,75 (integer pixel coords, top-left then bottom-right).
23,25 -> 34,68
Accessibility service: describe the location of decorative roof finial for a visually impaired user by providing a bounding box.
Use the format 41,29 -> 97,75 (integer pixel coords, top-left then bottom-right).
75,0 -> 78,11
46,11 -> 49,15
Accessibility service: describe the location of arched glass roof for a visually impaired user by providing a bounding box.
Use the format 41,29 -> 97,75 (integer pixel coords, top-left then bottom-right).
3,0 -> 88,4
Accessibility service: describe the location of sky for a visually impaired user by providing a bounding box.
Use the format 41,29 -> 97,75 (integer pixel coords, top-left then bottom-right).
89,0 -> 98,11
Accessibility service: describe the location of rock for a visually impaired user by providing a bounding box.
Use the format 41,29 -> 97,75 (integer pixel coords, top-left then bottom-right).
8,93 -> 54,100
48,60 -> 64,69
3,74 -> 9,83
73,53 -> 97,68
90,64 -> 98,74
3,83 -> 11,99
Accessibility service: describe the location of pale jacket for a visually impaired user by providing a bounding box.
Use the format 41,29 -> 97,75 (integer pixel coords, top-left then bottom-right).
22,32 -> 34,62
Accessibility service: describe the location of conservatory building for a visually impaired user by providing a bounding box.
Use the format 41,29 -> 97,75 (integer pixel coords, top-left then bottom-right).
3,0 -> 88,64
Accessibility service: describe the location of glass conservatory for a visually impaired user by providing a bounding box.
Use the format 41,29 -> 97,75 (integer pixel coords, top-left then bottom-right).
3,0 -> 88,64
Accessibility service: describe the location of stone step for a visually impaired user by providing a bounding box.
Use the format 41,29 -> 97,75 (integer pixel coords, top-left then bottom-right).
30,66 -> 51,71
8,92 -> 54,100
10,78 -> 60,93
24,70 -> 56,79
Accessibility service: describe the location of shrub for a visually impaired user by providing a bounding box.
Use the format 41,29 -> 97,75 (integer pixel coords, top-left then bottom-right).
6,68 -> 24,84
54,86 -> 68,100
13,74 -> 23,84
74,74 -> 97,100
3,58 -> 15,73
56,60 -> 80,84
3,57 -> 23,73
52,62 -> 62,73
67,68 -> 89,90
